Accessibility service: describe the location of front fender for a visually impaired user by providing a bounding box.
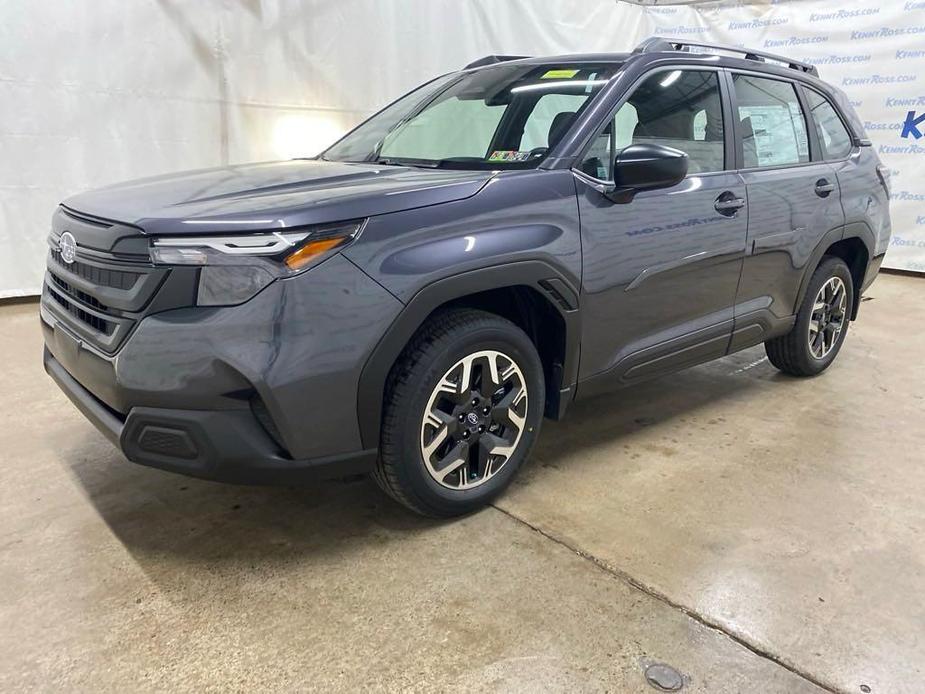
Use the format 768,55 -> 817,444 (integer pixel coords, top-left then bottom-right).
355,261 -> 581,449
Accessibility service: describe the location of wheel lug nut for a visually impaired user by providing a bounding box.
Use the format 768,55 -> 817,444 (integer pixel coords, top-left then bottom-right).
478,425 -> 485,433
483,406 -> 490,415
471,398 -> 479,406
463,430 -> 470,438
458,414 -> 465,422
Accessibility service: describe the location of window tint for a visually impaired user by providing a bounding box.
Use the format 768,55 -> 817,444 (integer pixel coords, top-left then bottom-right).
805,88 -> 853,160
579,69 -> 725,180
732,74 -> 809,168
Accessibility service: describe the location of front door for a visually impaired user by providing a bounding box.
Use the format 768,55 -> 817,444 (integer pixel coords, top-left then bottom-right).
574,67 -> 748,395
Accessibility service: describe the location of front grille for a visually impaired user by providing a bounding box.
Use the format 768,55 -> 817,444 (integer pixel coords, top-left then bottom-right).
42,206 -> 192,355
49,249 -> 139,290
49,273 -> 108,311
46,284 -> 114,335
61,206 -> 114,229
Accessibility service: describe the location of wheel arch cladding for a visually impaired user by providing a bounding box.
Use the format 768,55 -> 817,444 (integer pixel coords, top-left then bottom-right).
356,261 -> 581,450
822,236 -> 869,320
796,223 -> 873,322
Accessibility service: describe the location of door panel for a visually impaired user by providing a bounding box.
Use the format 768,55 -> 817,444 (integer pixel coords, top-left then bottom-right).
576,172 -> 748,390
802,86 -> 888,257
728,73 -> 846,349
735,163 -> 843,325
574,67 -> 748,393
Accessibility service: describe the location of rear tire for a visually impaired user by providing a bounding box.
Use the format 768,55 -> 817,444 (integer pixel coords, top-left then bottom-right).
374,308 -> 544,517
765,256 -> 853,377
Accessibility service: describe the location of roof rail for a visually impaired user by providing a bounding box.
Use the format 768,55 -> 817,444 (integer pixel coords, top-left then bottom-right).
633,36 -> 819,77
464,55 -> 529,70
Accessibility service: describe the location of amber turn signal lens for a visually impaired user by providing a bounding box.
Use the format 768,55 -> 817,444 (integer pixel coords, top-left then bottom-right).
284,236 -> 346,270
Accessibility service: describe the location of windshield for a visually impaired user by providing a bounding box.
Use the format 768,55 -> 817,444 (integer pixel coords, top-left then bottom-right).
322,63 -> 619,169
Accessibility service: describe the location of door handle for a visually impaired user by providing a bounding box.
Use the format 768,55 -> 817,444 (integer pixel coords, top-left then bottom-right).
814,179 -> 836,197
714,192 -> 746,216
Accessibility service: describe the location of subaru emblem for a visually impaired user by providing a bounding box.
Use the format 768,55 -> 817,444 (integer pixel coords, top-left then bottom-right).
58,231 -> 77,264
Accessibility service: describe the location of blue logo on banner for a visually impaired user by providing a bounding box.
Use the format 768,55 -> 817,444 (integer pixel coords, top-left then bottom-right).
902,111 -> 925,139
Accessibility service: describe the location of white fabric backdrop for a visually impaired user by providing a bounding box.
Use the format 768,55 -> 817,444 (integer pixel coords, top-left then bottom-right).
1,0 -> 921,297
633,0 -> 925,273
0,0 -> 651,298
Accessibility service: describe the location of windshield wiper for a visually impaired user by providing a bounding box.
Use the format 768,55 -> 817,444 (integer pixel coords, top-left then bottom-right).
377,156 -> 498,169
374,157 -> 440,168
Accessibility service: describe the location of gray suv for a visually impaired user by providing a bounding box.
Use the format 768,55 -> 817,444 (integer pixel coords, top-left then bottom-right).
42,38 -> 891,516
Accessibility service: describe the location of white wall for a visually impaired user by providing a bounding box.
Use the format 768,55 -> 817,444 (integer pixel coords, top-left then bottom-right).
0,0 -> 649,298
2,0 -> 922,298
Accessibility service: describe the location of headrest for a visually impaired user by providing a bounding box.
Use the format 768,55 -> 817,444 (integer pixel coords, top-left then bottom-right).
740,116 -> 755,138
548,111 -> 577,147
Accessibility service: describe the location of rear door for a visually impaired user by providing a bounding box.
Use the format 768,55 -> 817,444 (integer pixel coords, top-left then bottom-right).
728,72 -> 845,350
573,67 -> 748,393
802,85 -> 890,270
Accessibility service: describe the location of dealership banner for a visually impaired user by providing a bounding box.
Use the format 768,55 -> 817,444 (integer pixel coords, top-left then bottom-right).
632,0 -> 925,273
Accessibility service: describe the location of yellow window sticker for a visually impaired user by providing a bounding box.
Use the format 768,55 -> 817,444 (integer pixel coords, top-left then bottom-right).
541,69 -> 579,79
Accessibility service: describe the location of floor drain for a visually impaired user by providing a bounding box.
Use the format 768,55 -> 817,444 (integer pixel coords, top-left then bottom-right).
645,663 -> 684,691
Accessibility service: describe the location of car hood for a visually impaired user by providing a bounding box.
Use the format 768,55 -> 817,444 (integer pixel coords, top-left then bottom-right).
63,159 -> 496,236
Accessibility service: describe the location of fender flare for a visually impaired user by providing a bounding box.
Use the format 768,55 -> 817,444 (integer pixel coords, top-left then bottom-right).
356,261 -> 581,449
793,222 -> 875,319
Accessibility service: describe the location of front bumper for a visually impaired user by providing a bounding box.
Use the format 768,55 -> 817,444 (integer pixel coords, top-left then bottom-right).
41,253 -> 403,483
44,348 -> 376,483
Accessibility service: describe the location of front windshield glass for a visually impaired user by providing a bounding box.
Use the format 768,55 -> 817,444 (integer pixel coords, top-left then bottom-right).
322,63 -> 619,169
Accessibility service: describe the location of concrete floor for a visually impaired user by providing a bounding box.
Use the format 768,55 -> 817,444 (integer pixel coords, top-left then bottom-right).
1,273 -> 922,693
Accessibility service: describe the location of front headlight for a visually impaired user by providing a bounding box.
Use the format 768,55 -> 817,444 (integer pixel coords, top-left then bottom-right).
150,220 -> 364,306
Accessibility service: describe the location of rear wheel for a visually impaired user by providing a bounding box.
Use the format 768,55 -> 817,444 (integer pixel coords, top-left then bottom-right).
374,309 -> 544,517
765,256 -> 853,377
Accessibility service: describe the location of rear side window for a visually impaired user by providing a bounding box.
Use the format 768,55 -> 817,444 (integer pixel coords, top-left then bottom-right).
732,74 -> 809,168
804,88 -> 853,160
579,69 -> 725,179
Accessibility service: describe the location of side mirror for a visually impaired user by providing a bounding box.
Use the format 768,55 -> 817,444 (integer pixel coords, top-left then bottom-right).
598,143 -> 689,203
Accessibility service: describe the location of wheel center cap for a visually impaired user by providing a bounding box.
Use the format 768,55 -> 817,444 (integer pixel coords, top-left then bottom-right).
466,412 -> 480,426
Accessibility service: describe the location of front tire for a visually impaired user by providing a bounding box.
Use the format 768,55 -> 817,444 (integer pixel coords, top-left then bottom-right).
374,309 -> 545,517
765,256 -> 854,377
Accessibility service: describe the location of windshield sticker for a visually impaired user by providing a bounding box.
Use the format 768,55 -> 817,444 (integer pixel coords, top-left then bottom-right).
487,150 -> 532,163
541,69 -> 579,79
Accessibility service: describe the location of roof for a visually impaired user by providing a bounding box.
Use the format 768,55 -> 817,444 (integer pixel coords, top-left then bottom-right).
465,37 -> 818,78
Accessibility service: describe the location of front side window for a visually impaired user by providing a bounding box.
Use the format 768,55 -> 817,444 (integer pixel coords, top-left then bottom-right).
733,74 -> 809,168
324,63 -> 618,169
579,69 -> 726,180
804,88 -> 853,160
